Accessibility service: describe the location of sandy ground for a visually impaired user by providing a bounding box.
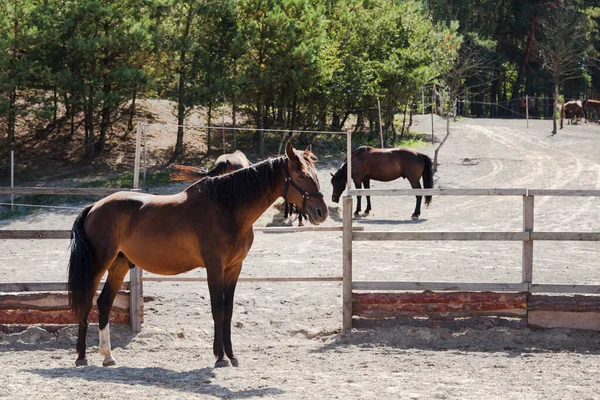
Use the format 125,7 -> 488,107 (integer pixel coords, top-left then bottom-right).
2,116 -> 600,399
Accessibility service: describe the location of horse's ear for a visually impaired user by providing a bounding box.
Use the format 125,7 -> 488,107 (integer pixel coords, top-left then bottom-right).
305,144 -> 312,153
330,172 -> 334,177
285,142 -> 297,161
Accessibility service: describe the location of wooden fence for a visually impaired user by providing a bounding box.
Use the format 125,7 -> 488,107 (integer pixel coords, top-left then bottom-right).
342,188 -> 600,332
0,186 -> 358,332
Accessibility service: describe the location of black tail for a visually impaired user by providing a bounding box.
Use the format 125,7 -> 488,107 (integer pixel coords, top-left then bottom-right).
422,154 -> 433,206
68,205 -> 94,320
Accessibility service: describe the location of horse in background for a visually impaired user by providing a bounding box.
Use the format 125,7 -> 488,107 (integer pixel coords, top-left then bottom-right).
584,100 -> 600,123
561,100 -> 584,126
330,146 -> 433,219
171,149 -> 305,226
67,143 -> 327,368
170,150 -> 251,181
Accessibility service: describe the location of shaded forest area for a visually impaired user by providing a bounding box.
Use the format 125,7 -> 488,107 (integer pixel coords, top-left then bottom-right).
1,0 -> 598,177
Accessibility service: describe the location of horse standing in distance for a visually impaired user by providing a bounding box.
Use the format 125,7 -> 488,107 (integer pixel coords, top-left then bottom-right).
561,100 -> 584,127
330,146 -> 433,219
584,100 -> 600,123
170,150 -> 252,181
67,143 -> 327,368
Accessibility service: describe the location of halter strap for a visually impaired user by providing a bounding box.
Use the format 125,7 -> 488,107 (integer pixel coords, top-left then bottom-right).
282,159 -> 324,215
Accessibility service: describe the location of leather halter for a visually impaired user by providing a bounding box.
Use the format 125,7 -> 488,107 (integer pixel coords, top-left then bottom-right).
282,159 -> 323,216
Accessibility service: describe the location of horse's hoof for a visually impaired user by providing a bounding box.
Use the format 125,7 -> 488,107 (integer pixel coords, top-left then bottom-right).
230,357 -> 239,367
215,359 -> 229,368
103,357 -> 117,367
298,222 -> 304,227
75,358 -> 88,367
411,215 -> 419,220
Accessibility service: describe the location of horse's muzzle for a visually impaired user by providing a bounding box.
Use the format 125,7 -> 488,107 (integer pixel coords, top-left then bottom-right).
331,195 -> 340,203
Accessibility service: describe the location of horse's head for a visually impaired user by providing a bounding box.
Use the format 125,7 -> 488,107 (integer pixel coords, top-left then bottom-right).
330,165 -> 346,203
283,142 -> 328,225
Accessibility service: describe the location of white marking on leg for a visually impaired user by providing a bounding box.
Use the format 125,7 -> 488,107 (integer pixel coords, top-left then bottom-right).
99,324 -> 116,365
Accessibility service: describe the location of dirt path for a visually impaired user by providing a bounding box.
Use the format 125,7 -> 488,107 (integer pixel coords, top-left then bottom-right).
2,117 -> 600,399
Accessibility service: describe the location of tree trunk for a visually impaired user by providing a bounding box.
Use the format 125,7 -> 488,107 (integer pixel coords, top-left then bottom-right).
510,13 -> 538,103
207,101 -> 213,155
53,85 -> 58,131
552,83 -> 558,135
84,57 -> 97,160
258,94 -> 265,156
232,60 -> 238,151
98,79 -> 111,153
174,4 -> 194,159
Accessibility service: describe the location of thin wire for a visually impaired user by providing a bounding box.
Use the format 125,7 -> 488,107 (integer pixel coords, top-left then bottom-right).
0,202 -> 89,210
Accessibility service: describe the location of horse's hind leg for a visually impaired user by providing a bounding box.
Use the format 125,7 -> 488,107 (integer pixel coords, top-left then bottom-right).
75,273 -> 105,366
409,178 -> 423,219
363,179 -> 372,214
353,179 -> 363,216
97,256 -> 131,367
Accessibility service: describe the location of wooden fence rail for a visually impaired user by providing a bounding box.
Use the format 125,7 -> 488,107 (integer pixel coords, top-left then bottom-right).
342,188 -> 600,332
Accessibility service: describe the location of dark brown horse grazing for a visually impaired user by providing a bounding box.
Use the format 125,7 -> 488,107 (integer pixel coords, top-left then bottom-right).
67,143 -> 327,368
330,146 -> 433,219
170,150 -> 252,181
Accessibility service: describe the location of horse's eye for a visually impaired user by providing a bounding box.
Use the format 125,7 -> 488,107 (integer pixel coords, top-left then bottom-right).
298,174 -> 307,180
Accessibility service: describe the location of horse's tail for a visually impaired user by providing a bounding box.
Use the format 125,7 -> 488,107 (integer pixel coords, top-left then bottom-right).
421,154 -> 433,206
68,205 -> 94,321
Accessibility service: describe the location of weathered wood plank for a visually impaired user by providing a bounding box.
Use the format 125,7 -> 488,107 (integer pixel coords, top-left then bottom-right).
254,226 -> 364,233
528,311 -> 600,331
0,309 -> 129,325
528,189 -> 600,197
343,196 -> 353,332
353,292 -> 527,318
530,284 -> 600,294
353,231 -> 529,241
352,281 -> 529,292
0,292 -> 129,312
0,187 -> 128,196
531,232 -> 600,241
0,230 -> 71,239
348,188 -> 527,197
522,195 -> 534,283
0,281 -> 130,292
528,294 -> 600,312
129,267 -> 143,333
142,276 -> 343,283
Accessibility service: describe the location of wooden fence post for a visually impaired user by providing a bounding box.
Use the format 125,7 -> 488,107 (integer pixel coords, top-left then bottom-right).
522,195 -> 534,284
526,95 -> 529,129
133,122 -> 141,190
343,195 -> 353,332
129,266 -> 143,333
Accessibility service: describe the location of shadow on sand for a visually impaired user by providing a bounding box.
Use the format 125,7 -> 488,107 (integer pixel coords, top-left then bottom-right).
25,366 -> 283,398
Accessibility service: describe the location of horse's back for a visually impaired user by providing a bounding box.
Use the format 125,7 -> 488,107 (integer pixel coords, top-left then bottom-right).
354,147 -> 425,182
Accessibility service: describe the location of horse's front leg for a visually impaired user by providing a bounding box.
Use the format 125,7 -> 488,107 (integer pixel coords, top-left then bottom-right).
353,179 -> 362,216
223,264 -> 242,367
206,261 -> 227,368
363,179 -> 372,214
297,206 -> 304,227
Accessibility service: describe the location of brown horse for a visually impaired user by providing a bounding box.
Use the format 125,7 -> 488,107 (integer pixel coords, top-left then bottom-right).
561,100 -> 584,126
67,143 -> 327,368
171,149 -> 305,226
330,146 -> 433,219
584,100 -> 600,123
170,150 -> 252,181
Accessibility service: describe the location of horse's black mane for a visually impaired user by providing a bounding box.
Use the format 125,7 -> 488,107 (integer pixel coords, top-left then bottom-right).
194,156 -> 286,210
